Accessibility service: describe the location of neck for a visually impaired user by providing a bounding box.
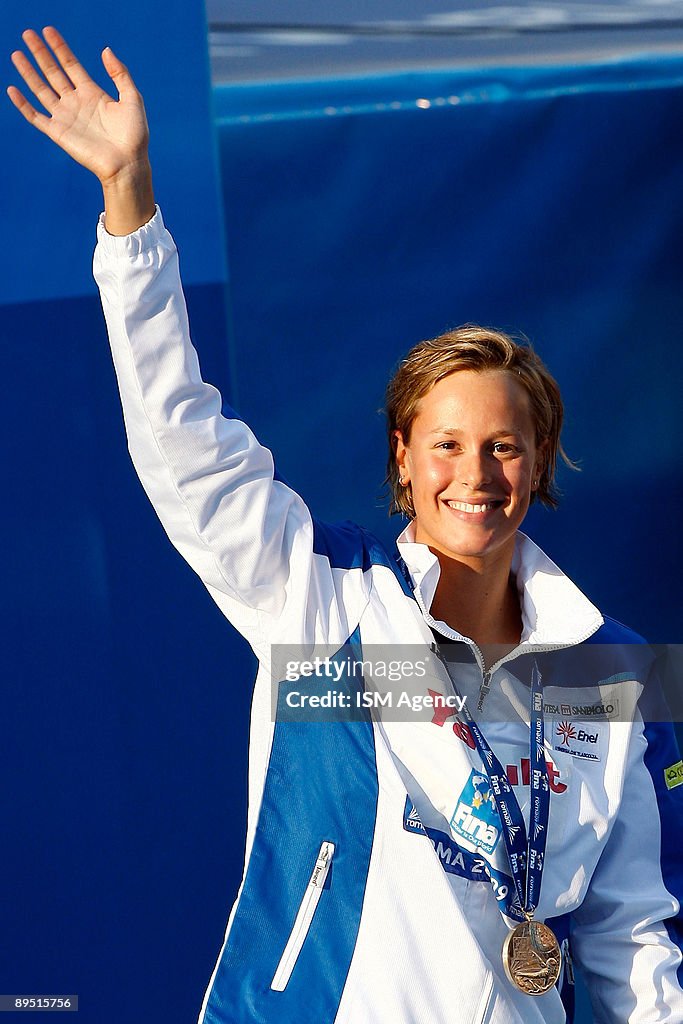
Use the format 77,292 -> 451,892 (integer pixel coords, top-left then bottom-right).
429,545 -> 523,663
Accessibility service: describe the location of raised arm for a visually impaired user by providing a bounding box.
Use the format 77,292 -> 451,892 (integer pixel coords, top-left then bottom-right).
8,28 -> 371,657
8,26 -> 154,234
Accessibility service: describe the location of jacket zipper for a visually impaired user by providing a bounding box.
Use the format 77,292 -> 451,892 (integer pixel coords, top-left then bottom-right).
472,640 -> 492,712
468,631 -> 602,711
431,639 -> 494,713
270,840 -> 335,992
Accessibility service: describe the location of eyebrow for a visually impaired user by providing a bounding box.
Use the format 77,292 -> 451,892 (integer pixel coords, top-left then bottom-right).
428,427 -> 525,436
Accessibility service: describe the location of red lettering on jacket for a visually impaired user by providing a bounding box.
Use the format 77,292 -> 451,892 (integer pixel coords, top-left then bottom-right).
428,689 -> 459,728
506,757 -> 567,794
453,721 -> 476,750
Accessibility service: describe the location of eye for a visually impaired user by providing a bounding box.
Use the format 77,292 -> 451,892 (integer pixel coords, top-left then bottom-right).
435,441 -> 457,451
492,442 -> 520,455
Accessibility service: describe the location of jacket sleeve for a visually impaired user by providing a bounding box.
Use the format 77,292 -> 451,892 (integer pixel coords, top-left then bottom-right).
92,207 -> 368,659
569,704 -> 683,1023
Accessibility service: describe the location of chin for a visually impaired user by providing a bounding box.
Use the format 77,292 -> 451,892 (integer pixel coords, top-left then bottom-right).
437,528 -> 518,563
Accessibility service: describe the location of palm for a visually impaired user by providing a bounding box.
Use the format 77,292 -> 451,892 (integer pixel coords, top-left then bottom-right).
8,27 -> 149,185
46,81 -> 147,181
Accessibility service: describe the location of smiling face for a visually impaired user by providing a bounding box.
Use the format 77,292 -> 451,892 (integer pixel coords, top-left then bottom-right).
394,369 -> 545,570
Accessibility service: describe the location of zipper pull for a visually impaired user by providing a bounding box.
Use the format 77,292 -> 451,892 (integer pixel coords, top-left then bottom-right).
310,841 -> 335,888
477,671 -> 491,712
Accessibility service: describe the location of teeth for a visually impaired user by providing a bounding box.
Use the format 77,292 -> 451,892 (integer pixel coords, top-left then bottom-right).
447,500 -> 497,513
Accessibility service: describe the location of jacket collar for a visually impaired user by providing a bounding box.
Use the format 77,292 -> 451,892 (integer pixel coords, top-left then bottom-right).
396,522 -> 603,647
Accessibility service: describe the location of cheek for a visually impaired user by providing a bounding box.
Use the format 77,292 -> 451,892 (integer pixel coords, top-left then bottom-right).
412,458 -> 451,494
506,462 -> 534,498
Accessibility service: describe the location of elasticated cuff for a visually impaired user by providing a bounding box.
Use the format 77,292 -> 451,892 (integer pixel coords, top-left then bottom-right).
96,205 -> 166,258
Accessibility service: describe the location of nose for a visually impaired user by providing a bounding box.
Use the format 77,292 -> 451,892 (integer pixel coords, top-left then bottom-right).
459,448 -> 492,491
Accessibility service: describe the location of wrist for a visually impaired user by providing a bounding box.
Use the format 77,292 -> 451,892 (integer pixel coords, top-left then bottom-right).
100,154 -> 152,192
101,158 -> 155,236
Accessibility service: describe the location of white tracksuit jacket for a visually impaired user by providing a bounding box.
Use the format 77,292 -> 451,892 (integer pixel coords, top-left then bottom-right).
93,207 -> 683,1024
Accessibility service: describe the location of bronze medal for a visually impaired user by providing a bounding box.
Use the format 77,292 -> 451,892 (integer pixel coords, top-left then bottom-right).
502,919 -> 562,996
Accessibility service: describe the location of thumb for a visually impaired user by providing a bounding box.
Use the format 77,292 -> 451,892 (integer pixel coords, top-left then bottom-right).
101,46 -> 138,100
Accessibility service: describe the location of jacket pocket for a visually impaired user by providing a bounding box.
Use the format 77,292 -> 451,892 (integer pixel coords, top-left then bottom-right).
270,840 -> 335,992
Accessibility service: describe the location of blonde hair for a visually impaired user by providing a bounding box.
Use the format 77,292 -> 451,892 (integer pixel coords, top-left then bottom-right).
385,324 -> 576,516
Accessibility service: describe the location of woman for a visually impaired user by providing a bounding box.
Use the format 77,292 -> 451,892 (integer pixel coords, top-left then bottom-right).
9,28 -> 683,1024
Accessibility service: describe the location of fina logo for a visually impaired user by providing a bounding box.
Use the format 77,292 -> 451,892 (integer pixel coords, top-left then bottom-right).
450,770 -> 501,855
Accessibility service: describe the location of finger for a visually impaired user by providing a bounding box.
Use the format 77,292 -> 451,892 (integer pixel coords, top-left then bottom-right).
40,25 -> 92,88
6,85 -> 53,135
21,28 -> 74,96
101,47 -> 139,102
10,48 -> 59,113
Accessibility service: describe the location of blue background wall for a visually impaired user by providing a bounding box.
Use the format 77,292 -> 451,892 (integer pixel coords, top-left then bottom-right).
3,4 -> 683,1023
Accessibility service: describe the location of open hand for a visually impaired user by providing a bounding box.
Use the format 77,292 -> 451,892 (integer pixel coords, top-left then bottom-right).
8,27 -> 155,234
8,26 -> 149,187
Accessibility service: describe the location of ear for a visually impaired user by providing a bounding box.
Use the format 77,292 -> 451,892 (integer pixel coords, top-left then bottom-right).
393,429 -> 410,484
532,440 -> 549,491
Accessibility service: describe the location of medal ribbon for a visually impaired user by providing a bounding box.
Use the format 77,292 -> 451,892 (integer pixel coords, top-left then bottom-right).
458,662 -> 550,919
